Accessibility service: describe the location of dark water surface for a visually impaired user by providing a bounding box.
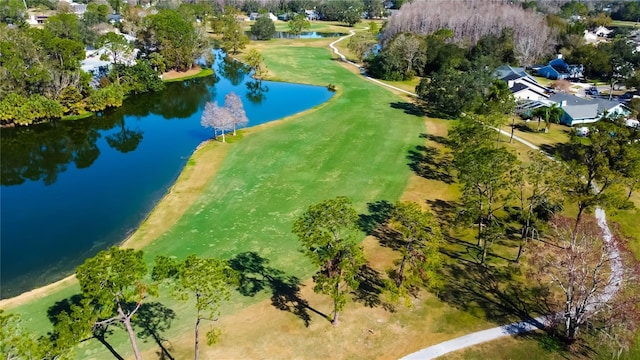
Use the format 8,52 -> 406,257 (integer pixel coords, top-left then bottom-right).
0,52 -> 334,298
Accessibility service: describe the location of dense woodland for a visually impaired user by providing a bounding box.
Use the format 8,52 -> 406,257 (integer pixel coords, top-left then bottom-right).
2,0 -> 640,359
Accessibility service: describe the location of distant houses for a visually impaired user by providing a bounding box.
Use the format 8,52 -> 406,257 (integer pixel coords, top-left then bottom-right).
533,56 -> 584,80
496,65 -> 550,102
550,93 -> 631,126
495,65 -> 632,127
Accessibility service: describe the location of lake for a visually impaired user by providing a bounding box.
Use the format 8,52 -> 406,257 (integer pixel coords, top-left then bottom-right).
247,31 -> 346,40
0,52 -> 334,298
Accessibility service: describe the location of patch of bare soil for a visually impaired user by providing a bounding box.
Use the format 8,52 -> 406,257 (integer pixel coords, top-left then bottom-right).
161,66 -> 203,80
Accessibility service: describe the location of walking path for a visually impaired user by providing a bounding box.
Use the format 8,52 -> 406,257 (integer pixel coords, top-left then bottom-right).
330,30 -> 623,360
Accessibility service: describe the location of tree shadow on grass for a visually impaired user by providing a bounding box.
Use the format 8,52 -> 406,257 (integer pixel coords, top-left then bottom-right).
352,264 -> 396,312
539,142 -> 576,163
358,200 -> 394,235
229,252 -> 326,327
426,199 -> 459,227
437,259 -> 552,326
407,145 -> 454,184
390,102 -> 425,117
47,294 -> 125,360
133,302 -> 176,360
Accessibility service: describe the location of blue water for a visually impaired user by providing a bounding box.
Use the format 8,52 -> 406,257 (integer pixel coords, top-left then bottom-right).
0,52 -> 334,298
247,31 -> 346,40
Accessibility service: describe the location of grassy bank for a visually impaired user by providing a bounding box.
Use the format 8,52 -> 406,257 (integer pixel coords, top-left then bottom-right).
5,43 -> 452,359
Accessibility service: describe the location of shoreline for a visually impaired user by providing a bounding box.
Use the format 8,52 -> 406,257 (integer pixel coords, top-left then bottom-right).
0,139 -> 226,309
0,84 -> 340,310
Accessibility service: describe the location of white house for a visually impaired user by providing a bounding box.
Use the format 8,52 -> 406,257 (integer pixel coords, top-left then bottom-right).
583,30 -> 598,44
249,12 -> 277,21
495,65 -> 550,102
595,26 -> 613,37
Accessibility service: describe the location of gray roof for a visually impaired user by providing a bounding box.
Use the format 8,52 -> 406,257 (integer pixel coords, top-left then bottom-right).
495,65 -> 528,80
563,104 -> 599,120
590,97 -> 623,114
550,93 -> 625,115
549,93 -> 592,106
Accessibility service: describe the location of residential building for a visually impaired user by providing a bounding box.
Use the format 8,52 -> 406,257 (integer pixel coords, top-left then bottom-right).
536,56 -> 584,80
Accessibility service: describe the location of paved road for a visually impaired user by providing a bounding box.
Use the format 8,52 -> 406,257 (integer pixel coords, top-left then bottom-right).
330,33 -> 624,360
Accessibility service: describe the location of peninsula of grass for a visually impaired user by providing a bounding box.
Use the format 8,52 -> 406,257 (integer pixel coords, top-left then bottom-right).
5,44 -> 497,359
162,67 -> 214,82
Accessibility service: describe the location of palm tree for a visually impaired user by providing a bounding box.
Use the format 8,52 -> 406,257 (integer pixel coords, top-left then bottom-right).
544,104 -> 564,133
531,106 -> 547,132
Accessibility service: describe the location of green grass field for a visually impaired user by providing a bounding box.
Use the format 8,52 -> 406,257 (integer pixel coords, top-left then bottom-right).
6,45 -> 427,358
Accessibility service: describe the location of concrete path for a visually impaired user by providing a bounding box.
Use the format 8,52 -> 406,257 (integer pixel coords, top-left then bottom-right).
329,34 -> 624,359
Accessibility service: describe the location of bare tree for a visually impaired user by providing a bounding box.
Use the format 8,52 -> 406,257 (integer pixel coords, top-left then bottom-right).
201,101 -> 234,143
224,91 -> 248,136
528,216 -> 624,342
382,0 -> 555,65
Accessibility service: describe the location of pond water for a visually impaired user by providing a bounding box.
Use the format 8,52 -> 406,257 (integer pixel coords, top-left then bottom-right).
247,31 -> 346,40
0,52 -> 334,298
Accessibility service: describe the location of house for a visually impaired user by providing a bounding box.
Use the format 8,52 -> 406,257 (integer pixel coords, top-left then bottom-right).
495,65 -> 550,102
583,30 -> 598,44
536,56 -> 584,80
249,12 -> 277,21
549,93 -> 631,125
304,9 -> 319,21
595,26 -> 613,37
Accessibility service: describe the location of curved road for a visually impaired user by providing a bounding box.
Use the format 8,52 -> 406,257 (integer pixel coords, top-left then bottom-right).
330,31 -> 623,360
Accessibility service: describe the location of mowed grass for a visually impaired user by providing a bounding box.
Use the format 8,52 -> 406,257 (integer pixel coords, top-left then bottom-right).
6,46 -> 430,358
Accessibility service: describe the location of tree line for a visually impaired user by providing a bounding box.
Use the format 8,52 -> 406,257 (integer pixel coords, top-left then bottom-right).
0,3 -> 214,127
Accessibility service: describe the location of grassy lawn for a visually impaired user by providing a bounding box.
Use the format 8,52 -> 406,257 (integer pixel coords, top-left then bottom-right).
4,32 -> 639,360
3,44 -> 502,359
509,119 -> 572,148
611,20 -> 640,28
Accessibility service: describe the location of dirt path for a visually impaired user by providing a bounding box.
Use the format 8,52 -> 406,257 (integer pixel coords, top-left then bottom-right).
331,32 -> 623,360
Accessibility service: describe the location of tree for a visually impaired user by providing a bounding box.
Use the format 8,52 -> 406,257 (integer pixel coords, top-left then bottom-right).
58,86 -> 84,115
83,3 -> 109,26
245,48 -> 266,79
251,13 -> 276,40
363,0 -> 384,19
153,255 -> 239,360
201,101 -> 233,142
288,13 -> 310,35
389,33 -> 424,78
528,216 -> 626,342
416,68 -> 491,118
292,196 -> 366,325
347,32 -> 376,62
341,1 -> 363,27
0,310 -> 55,359
75,246 -> 153,360
0,0 -> 27,26
479,79 -> 515,144
224,91 -> 248,135
97,32 -> 133,85
44,13 -> 84,42
142,9 -> 208,71
218,7 -> 249,55
544,103 -> 563,133
509,151 -> 564,262
381,0 -> 555,65
563,120 -> 628,230
387,201 -> 442,294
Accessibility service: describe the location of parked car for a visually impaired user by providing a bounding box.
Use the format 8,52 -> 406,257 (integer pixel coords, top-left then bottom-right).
585,86 -> 599,96
575,127 -> 590,137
